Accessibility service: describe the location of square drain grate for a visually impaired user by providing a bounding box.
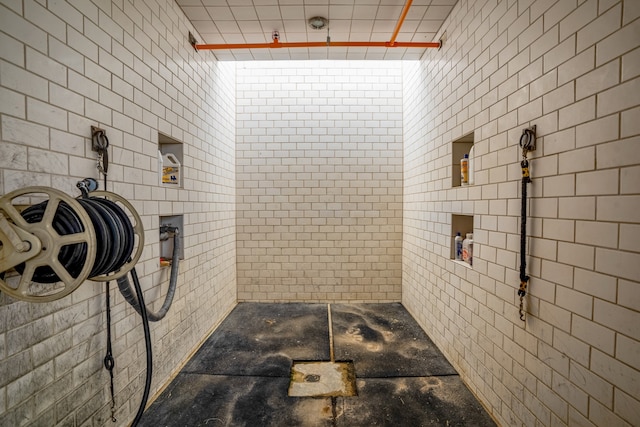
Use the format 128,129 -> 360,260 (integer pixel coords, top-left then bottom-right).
288,361 -> 357,397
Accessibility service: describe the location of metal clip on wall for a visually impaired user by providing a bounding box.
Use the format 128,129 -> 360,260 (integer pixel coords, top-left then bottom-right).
91,126 -> 110,178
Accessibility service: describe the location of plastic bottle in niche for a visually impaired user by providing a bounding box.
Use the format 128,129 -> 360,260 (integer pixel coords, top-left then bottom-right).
462,233 -> 473,266
454,232 -> 463,261
158,151 -> 163,185
162,153 -> 181,185
468,145 -> 474,185
460,154 -> 469,186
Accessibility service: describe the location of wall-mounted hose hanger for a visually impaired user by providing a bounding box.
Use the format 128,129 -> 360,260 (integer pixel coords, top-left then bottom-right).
91,126 -> 109,178
518,125 -> 536,321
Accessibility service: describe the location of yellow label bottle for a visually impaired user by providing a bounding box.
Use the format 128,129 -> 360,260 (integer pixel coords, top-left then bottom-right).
460,154 -> 469,185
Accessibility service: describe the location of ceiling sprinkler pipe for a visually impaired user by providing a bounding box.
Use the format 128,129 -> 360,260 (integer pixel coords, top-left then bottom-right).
194,40 -> 440,50
193,0 -> 439,52
389,0 -> 414,46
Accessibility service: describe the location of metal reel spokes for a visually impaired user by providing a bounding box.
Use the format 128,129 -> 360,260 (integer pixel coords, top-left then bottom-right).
0,187 -> 96,302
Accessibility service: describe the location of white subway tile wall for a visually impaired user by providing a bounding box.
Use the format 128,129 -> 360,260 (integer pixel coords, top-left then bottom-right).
0,0 -> 236,425
403,1 -> 639,426
236,61 -> 403,302
1,0 -> 639,425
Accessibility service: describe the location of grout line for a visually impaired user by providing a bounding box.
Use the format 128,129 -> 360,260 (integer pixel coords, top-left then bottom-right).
356,373 -> 461,379
328,303 -> 335,363
181,372 -> 293,379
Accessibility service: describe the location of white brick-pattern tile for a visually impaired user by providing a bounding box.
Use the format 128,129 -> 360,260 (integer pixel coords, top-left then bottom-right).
0,0 -> 236,425
403,0 -> 640,426
236,61 -> 403,302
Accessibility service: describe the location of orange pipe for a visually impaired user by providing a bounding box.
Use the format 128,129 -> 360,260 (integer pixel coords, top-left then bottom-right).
389,0 -> 413,46
193,0 -> 438,52
195,40 -> 440,50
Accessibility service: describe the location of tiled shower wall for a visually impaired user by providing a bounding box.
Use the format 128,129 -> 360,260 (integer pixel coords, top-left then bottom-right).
0,1 -> 236,425
236,61 -> 403,302
403,0 -> 639,426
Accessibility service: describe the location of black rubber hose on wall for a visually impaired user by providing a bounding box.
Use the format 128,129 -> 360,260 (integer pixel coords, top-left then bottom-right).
116,229 -> 180,322
129,266 -> 152,427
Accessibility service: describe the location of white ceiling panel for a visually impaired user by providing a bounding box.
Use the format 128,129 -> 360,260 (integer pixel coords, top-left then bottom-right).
238,20 -> 263,32
223,33 -> 247,42
412,32 -> 436,42
304,5 -> 330,17
397,20 -> 419,33
206,6 -> 235,19
327,19 -> 351,32
425,5 -> 453,19
231,6 -> 260,19
350,19 -> 374,32
178,0 -> 455,60
352,4 -> 377,19
216,20 -> 243,32
192,20 -> 219,33
202,33 -> 226,42
202,0 -> 229,5
405,5 -> 427,19
372,20 -> 396,32
283,20 -> 308,32
377,5 -> 404,19
417,19 -> 442,32
255,5 -> 282,19
329,5 -> 355,18
182,6 -> 208,19
244,32 -> 270,42
280,5 -> 305,18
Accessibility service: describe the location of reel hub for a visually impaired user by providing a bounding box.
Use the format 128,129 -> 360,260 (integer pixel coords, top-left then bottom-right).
0,186 -> 144,302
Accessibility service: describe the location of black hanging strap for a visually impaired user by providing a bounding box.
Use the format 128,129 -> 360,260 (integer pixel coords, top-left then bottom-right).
518,127 -> 535,321
92,128 -> 116,421
104,282 -> 117,422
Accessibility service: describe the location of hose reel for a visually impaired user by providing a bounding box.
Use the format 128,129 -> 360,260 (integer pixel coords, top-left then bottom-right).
0,185 -> 144,302
1,180 -> 180,426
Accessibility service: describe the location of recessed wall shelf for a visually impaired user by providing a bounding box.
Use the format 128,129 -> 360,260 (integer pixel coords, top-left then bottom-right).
451,132 -> 474,188
159,133 -> 183,188
451,214 -> 474,267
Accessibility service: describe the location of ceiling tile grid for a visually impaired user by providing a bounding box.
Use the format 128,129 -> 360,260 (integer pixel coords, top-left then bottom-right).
177,0 -> 454,60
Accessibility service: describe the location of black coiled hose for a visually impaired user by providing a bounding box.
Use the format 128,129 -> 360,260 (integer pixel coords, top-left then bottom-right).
17,197 -> 135,281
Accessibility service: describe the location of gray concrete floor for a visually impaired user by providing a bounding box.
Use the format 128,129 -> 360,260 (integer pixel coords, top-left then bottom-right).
139,303 -> 497,426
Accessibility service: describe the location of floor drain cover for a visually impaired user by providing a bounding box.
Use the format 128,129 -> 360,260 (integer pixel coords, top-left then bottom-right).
288,361 -> 357,397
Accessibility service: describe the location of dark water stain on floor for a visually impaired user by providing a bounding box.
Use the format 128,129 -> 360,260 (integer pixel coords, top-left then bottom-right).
139,374 -> 333,427
331,303 -> 458,377
140,303 -> 496,427
182,303 -> 330,377
336,377 -> 496,427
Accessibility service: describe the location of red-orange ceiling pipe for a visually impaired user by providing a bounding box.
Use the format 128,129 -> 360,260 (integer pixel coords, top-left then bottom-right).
389,0 -> 413,46
194,40 -> 440,50
192,0 -> 441,51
